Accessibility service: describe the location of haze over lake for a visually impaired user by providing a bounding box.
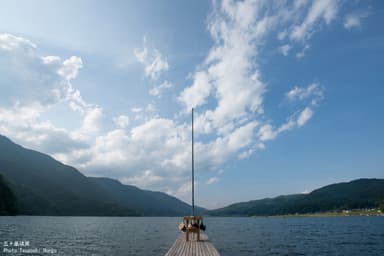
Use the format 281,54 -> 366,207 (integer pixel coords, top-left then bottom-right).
1,216 -> 383,256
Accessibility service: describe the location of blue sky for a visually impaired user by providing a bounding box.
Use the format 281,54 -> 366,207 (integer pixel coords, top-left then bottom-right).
0,0 -> 383,209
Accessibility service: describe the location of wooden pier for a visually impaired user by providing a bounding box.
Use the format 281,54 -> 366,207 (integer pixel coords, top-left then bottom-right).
165,110 -> 220,255
165,233 -> 220,256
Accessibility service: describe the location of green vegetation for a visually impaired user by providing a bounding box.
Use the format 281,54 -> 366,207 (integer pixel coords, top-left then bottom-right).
209,179 -> 384,216
0,135 -> 204,216
90,177 -> 205,216
1,134 -> 381,217
380,200 -> 384,212
267,208 -> 383,218
0,174 -> 18,215
0,135 -> 138,216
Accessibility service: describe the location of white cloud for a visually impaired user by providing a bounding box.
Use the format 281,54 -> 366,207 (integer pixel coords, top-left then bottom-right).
278,44 -> 292,56
123,170 -> 164,187
113,115 -> 130,128
178,71 -> 211,111
179,0 -> 267,133
256,83 -> 323,141
58,56 -> 83,81
344,12 -> 369,30
291,0 -> 340,41
344,15 -> 360,30
197,121 -> 259,168
145,103 -> 156,113
297,107 -> 313,127
296,44 -> 310,59
286,83 -> 323,103
206,177 -> 219,184
257,110 -> 312,142
174,1 -> 329,186
41,55 -> 61,65
149,80 -> 173,97
256,83 -> 324,141
131,107 -> 142,113
238,149 -> 255,160
172,181 -> 194,199
0,0 -> 337,205
258,124 -> 277,142
0,33 -> 36,51
0,105 -> 88,155
80,107 -> 104,134
0,32 -> 100,155
134,37 -> 169,80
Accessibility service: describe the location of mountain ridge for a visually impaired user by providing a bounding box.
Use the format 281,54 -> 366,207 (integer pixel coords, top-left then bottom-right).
1,134 -> 383,217
0,134 -> 204,216
208,178 -> 384,216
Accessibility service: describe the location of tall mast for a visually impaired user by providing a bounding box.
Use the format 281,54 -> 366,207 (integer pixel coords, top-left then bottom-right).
192,108 -> 195,216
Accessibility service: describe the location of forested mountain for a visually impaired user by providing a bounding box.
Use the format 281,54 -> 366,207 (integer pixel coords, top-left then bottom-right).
0,135 -> 137,216
1,134 -> 382,217
209,179 -> 384,216
0,135 -> 203,216
90,177 -> 205,216
0,174 -> 18,215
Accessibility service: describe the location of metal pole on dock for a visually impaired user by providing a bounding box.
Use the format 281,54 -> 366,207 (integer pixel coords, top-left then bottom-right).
192,108 -> 195,217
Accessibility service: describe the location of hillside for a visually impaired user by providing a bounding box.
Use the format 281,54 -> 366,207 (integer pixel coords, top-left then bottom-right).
0,174 -> 18,215
0,134 -> 203,216
209,179 -> 384,216
90,177 -> 205,216
0,135 -> 137,216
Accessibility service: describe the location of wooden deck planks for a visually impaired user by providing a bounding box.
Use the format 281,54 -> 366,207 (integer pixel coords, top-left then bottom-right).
165,233 -> 220,256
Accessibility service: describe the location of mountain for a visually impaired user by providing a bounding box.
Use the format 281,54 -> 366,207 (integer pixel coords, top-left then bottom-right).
0,135 -> 137,216
0,134 -> 204,216
90,177 -> 205,216
0,174 -> 18,215
209,179 -> 384,216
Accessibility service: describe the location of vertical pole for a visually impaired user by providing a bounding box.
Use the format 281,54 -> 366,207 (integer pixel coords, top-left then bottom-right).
192,108 -> 195,217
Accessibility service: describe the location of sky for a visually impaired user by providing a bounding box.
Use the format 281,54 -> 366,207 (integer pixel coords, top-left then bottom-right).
0,0 -> 383,209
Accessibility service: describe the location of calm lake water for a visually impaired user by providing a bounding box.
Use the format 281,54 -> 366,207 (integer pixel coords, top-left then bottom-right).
0,216 -> 383,255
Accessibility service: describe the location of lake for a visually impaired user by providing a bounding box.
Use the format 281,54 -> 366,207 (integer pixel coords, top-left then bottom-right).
0,216 -> 383,255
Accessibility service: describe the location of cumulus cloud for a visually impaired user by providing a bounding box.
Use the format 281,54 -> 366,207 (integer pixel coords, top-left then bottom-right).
0,32 -> 99,155
178,71 -> 211,111
80,107 -> 104,134
179,0 -> 267,133
258,124 -> 277,142
0,0 -> 336,205
0,105 -> 88,154
123,170 -> 164,187
58,56 -> 83,81
134,37 -> 169,80
149,80 -> 173,97
113,115 -> 130,128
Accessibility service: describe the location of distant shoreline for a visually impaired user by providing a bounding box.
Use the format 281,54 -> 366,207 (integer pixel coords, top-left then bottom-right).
255,209 -> 384,218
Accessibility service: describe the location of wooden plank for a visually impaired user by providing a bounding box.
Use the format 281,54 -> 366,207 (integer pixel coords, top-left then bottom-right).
165,233 -> 220,256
